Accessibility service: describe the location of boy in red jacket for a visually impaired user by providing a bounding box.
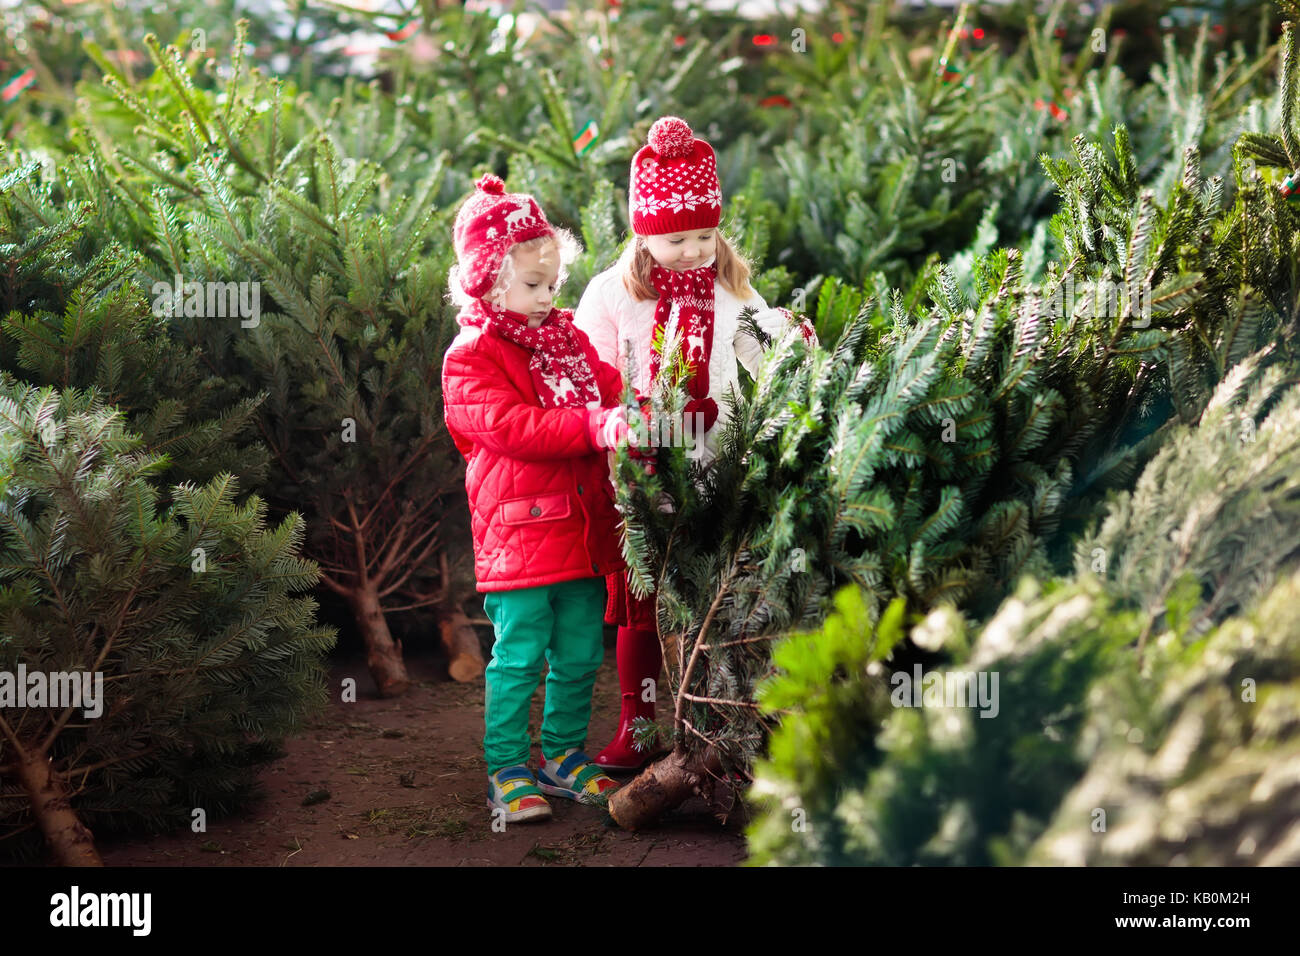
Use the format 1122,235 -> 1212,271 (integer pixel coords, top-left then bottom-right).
442,174 -> 637,823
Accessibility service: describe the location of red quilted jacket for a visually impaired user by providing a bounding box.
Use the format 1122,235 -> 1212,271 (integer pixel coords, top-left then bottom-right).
441,307 -> 628,592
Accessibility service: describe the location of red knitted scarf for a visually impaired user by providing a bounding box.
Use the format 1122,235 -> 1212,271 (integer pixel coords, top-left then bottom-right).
647,262 -> 718,431
458,297 -> 601,409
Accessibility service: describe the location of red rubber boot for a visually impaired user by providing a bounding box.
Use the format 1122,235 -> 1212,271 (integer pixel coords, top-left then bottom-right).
595,626 -> 662,771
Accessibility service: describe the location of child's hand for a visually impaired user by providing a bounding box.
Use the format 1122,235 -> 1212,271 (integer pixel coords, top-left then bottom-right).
592,406 -> 657,451
590,406 -> 629,450
795,317 -> 819,348
777,307 -> 819,348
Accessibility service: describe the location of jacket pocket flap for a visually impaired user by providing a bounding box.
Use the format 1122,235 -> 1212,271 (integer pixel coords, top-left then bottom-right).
500,493 -> 572,525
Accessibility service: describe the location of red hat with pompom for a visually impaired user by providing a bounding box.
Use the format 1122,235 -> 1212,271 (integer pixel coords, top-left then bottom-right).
629,116 -> 722,236
452,173 -> 556,299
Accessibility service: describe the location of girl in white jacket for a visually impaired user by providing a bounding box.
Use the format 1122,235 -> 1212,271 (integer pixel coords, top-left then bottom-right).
572,115 -> 815,770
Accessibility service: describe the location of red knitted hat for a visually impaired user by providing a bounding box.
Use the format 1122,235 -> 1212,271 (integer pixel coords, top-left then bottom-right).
629,116 -> 722,236
452,173 -> 556,299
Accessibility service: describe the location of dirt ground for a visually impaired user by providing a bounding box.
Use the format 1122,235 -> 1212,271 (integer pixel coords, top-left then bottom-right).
95,639 -> 750,867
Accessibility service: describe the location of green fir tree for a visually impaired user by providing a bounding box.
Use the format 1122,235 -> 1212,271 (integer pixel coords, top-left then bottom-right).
0,377 -> 333,865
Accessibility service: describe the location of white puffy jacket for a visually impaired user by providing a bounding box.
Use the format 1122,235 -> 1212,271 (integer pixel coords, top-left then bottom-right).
572,255 -> 812,467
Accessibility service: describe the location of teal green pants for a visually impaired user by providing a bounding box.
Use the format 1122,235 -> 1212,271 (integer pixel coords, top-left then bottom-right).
482,576 -> 606,775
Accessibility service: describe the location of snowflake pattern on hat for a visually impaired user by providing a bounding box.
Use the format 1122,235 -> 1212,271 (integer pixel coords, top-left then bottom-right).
633,194 -> 662,216
666,191 -> 700,213
629,116 -> 723,235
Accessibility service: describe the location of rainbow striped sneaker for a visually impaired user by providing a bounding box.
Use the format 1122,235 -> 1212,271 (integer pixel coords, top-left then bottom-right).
536,748 -> 620,806
487,766 -> 552,823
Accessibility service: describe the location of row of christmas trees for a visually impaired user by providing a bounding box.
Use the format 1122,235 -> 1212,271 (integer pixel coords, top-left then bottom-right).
5,1 -> 1287,291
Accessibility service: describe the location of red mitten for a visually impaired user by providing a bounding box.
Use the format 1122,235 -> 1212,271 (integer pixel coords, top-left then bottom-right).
683,396 -> 718,436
